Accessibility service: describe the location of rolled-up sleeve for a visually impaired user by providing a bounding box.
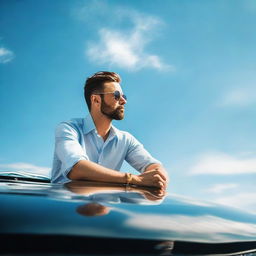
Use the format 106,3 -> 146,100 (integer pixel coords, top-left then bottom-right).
125,134 -> 161,173
55,122 -> 89,177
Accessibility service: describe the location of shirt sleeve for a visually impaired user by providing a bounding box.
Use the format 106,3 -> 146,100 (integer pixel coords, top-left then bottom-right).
55,122 -> 89,178
125,134 -> 161,173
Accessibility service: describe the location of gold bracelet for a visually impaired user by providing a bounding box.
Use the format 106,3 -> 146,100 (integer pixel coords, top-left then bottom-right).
125,173 -> 132,185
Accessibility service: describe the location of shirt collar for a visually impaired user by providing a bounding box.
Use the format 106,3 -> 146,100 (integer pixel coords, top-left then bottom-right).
83,114 -> 96,135
83,114 -> 119,138
109,125 -> 118,140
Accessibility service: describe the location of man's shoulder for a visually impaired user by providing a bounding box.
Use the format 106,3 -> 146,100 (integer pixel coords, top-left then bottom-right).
112,126 -> 134,141
55,118 -> 84,135
58,118 -> 83,128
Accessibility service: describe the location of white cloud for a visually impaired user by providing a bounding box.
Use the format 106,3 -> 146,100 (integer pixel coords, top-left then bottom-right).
189,152 -> 256,175
220,88 -> 256,107
125,214 -> 256,242
86,27 -> 172,71
206,183 -> 239,194
214,193 -> 256,213
0,162 -> 51,176
78,1 -> 173,71
0,47 -> 15,63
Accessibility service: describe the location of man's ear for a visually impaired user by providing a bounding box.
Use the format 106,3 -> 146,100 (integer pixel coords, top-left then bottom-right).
91,95 -> 101,108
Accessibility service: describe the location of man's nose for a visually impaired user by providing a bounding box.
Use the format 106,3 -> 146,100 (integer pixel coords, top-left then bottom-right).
120,95 -> 127,105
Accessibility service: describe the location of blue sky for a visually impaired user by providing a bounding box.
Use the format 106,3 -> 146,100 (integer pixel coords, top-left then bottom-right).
1,0 -> 256,213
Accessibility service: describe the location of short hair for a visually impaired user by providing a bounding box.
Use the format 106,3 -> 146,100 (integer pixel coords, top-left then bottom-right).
84,71 -> 121,111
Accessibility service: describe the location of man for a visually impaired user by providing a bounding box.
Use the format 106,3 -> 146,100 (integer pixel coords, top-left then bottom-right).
51,71 -> 168,189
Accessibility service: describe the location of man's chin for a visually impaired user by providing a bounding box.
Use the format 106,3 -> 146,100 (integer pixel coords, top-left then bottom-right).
114,114 -> 124,120
103,113 -> 124,120
112,108 -> 125,120
101,108 -> 125,120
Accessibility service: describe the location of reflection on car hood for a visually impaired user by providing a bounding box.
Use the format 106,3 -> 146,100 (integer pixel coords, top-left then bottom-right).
1,174 -> 256,247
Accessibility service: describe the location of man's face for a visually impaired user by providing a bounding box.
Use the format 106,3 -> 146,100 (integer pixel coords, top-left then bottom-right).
100,82 -> 127,120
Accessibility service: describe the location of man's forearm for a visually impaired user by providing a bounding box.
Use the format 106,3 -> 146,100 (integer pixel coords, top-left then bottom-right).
145,163 -> 162,172
68,160 -> 128,184
68,160 -> 168,189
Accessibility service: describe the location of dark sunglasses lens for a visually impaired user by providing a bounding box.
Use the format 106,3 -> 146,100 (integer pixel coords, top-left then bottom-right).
114,91 -> 121,100
114,91 -> 127,101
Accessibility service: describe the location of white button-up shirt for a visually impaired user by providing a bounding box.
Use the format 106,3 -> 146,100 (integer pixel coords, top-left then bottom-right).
51,115 -> 161,183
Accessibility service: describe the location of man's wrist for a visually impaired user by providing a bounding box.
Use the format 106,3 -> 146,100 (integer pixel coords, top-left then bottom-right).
123,173 -> 141,186
125,173 -> 132,185
130,174 -> 141,185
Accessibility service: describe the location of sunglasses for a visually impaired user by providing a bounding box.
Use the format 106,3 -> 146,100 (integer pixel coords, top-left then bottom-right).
94,90 -> 127,101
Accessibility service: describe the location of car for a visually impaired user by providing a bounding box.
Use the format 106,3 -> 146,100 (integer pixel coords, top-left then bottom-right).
0,171 -> 256,255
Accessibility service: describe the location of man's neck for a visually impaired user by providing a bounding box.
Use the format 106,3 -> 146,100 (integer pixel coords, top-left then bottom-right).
90,111 -> 112,141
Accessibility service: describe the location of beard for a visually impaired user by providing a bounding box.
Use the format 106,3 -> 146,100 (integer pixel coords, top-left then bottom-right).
101,98 -> 125,120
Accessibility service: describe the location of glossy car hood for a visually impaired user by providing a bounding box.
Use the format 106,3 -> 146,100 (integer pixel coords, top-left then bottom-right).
1,177 -> 256,245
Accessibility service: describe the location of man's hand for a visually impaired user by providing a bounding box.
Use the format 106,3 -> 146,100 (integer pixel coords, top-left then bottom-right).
143,164 -> 169,187
133,166 -> 168,189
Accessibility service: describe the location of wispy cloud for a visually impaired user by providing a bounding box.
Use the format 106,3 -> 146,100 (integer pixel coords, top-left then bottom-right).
74,1 -> 173,71
0,47 -> 15,64
206,183 -> 238,194
0,162 -> 51,176
86,27 -> 172,71
219,87 -> 256,107
189,152 -> 256,175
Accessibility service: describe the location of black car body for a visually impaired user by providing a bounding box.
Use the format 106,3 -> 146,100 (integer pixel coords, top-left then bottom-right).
0,172 -> 256,255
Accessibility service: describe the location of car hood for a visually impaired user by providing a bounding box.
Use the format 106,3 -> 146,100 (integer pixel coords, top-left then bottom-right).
1,175 -> 256,246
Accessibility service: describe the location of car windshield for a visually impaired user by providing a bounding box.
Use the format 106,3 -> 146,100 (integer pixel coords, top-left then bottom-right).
0,170 -> 50,183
